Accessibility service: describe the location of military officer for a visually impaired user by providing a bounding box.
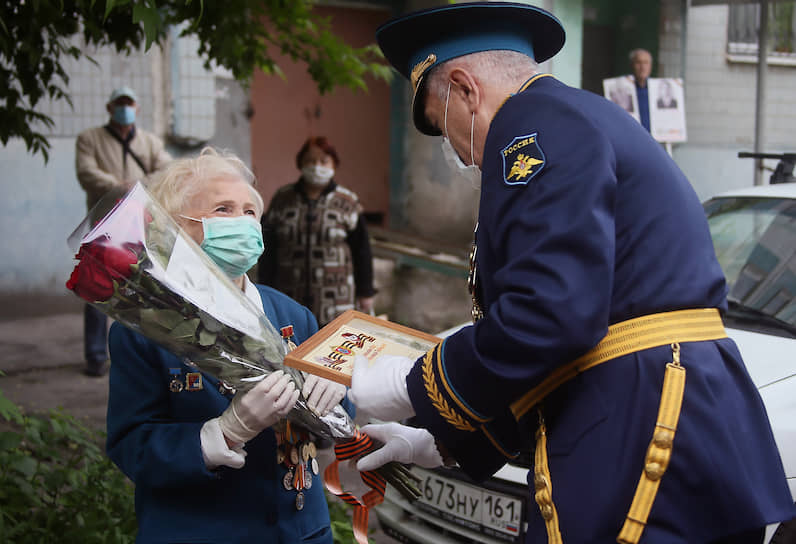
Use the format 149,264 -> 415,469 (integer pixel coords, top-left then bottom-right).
348,3 -> 795,543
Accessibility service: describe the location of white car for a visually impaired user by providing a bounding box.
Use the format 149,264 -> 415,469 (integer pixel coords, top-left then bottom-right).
375,182 -> 796,544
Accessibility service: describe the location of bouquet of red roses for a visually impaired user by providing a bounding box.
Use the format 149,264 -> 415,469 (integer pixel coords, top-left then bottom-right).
66,183 -> 295,399
65,184 -> 420,510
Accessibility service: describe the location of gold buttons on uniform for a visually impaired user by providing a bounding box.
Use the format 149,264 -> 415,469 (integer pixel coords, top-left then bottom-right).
643,428 -> 674,481
644,462 -> 665,481
652,429 -> 673,448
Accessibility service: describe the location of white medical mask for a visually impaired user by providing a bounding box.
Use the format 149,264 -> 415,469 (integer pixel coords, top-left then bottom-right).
441,82 -> 482,189
301,164 -> 335,187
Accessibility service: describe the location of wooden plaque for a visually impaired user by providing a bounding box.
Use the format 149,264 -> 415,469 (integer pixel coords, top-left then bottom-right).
284,309 -> 441,386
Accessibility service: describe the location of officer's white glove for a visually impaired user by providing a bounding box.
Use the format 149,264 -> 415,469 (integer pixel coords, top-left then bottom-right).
218,370 -> 299,444
301,374 -> 347,416
347,355 -> 415,421
356,422 -> 444,472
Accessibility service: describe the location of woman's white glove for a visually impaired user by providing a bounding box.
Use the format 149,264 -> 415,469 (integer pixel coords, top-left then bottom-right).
218,370 -> 299,444
301,374 -> 347,416
356,422 -> 444,472
347,355 -> 415,421
200,417 -> 247,469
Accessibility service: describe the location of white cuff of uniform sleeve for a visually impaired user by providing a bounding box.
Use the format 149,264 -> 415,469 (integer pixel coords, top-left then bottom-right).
200,417 -> 247,470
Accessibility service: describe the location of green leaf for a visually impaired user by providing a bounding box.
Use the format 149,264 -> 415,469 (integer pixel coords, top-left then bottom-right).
11,456 -> 38,478
142,308 -> 185,330
199,311 -> 224,332
0,390 -> 23,423
0,431 -> 22,451
132,3 -> 162,50
198,328 -> 217,346
170,317 -> 200,341
104,0 -> 118,21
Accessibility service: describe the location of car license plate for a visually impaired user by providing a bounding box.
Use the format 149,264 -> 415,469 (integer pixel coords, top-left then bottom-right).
413,467 -> 524,541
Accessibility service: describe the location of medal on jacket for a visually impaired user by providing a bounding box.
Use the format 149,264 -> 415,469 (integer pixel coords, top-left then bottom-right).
276,421 -> 318,510
280,325 -> 297,351
283,468 -> 294,491
185,372 -> 203,391
168,368 -> 184,393
217,380 -> 236,396
468,222 -> 484,322
295,491 -> 305,511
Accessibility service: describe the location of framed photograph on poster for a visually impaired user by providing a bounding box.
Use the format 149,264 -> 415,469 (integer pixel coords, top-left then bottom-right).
649,78 -> 687,143
602,76 -> 639,123
284,309 -> 442,386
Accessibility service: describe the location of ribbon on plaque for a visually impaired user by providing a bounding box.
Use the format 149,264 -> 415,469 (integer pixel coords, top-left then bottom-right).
323,429 -> 387,544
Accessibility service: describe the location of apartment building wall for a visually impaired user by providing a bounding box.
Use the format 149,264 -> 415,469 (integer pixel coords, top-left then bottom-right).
665,3 -> 796,199
0,34 -> 227,295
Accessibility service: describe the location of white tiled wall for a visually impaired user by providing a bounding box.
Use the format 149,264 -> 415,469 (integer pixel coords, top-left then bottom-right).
657,0 -> 684,80
680,4 -> 796,148
172,31 -> 216,141
36,39 -> 162,137
34,30 -> 218,143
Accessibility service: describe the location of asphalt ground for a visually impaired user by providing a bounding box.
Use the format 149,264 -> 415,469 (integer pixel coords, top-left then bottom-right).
0,295 -> 108,429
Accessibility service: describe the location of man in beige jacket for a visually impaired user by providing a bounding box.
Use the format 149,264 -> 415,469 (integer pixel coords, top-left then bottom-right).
75,86 -> 172,376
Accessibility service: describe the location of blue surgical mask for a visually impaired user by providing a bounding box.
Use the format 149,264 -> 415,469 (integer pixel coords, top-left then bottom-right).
181,215 -> 264,278
112,105 -> 136,126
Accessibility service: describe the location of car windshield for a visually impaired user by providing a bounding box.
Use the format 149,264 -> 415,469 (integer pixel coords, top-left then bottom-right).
703,196 -> 796,336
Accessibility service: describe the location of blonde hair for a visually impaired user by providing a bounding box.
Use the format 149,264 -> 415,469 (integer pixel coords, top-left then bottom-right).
148,147 -> 264,218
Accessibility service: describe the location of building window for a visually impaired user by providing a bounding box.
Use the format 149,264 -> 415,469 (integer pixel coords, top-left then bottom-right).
728,2 -> 796,60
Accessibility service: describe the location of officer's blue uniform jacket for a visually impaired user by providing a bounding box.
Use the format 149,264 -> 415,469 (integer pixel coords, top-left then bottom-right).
107,284 -> 335,544
406,75 -> 795,542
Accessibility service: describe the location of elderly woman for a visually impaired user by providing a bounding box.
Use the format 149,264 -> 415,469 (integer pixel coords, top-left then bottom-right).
105,147 -> 347,543
257,136 -> 376,326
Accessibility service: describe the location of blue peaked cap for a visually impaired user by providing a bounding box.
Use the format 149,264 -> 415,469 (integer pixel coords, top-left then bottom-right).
376,2 -> 565,135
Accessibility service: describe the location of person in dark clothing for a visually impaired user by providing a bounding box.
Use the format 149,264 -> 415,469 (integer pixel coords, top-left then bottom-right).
258,136 -> 376,326
629,48 -> 653,131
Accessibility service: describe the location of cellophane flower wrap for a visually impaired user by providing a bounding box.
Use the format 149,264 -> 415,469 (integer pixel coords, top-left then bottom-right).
65,183 -> 420,505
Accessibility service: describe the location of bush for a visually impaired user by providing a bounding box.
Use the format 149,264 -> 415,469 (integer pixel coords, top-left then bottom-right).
0,389 -> 137,543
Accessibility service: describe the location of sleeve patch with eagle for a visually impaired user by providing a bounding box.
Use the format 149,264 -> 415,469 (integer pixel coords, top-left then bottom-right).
501,133 -> 546,186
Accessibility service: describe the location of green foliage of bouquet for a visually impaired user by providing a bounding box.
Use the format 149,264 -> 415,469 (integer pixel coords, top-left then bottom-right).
0,389 -> 137,543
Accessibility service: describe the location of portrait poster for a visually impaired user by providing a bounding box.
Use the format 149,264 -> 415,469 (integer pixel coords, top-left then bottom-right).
284,309 -> 441,386
649,78 -> 687,143
602,76 -> 639,123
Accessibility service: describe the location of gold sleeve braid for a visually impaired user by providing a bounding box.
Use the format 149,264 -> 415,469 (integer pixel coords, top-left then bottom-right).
421,345 -> 476,432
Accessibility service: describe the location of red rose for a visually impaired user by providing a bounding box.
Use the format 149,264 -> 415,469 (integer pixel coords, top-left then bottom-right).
66,241 -> 141,302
